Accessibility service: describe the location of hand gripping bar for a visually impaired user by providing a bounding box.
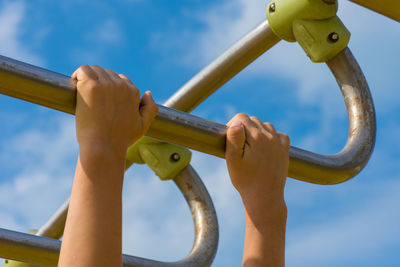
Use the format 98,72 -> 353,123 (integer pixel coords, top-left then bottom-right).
0,21 -> 376,184
0,165 -> 219,266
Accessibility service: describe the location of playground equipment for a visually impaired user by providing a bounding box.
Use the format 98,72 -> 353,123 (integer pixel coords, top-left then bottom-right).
0,0 -> 397,265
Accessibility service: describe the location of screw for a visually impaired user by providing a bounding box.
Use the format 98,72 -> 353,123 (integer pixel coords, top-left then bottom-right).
328,32 -> 339,42
171,153 -> 180,162
269,3 -> 276,12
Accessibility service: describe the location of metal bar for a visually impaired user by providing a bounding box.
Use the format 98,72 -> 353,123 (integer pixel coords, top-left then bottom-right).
36,198 -> 69,239
163,20 -> 280,112
0,47 -> 376,184
0,165 -> 219,266
288,48 -> 376,184
349,0 -> 400,22
0,54 -> 227,157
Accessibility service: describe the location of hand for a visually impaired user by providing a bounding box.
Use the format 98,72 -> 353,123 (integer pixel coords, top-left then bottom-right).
226,113 -> 290,222
72,65 -> 158,156
226,113 -> 289,266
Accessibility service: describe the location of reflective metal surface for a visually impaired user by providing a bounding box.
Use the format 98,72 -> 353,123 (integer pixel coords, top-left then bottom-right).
349,0 -> 400,21
36,199 -> 69,239
0,166 -> 219,267
163,20 -> 280,112
0,48 -> 376,184
288,48 -> 376,184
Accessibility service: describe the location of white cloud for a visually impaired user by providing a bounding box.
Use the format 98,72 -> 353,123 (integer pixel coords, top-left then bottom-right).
0,1 -> 43,65
286,178 -> 400,267
0,117 -> 76,231
87,19 -> 124,45
71,18 -> 125,65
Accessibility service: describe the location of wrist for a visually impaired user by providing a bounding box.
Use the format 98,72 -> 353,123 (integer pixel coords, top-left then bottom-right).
78,143 -> 127,185
79,141 -> 128,162
243,196 -> 287,230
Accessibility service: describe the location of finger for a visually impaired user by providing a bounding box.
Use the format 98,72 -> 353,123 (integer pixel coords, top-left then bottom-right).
226,120 -> 246,161
139,91 -> 158,132
228,113 -> 259,145
278,133 -> 290,150
227,113 -> 253,127
263,122 -> 276,133
249,116 -> 264,130
119,74 -> 139,93
91,65 -> 111,82
71,65 -> 98,82
119,74 -> 135,86
104,68 -> 121,80
104,69 -> 127,89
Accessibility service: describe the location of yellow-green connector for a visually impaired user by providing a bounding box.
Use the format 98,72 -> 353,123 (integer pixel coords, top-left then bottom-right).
267,0 -> 350,62
4,230 -> 41,267
126,137 -> 192,180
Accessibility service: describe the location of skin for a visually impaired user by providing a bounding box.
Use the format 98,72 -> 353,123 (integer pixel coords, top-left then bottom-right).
59,66 -> 289,267
226,114 -> 290,267
58,65 -> 158,267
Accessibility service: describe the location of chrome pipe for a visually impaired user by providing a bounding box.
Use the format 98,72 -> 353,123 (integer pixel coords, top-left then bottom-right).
0,47 -> 376,184
0,165 -> 219,266
288,48 -> 376,184
36,198 -> 69,239
163,20 -> 281,112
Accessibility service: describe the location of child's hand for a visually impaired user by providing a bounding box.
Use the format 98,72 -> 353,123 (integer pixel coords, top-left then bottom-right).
72,65 -> 158,156
226,113 -> 290,223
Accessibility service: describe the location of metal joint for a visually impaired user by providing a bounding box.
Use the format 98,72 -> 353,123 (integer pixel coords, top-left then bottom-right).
267,0 -> 350,62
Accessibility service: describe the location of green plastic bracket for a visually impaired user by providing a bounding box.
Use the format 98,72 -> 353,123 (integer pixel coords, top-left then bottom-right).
126,137 -> 192,181
4,230 -> 40,267
267,0 -> 350,62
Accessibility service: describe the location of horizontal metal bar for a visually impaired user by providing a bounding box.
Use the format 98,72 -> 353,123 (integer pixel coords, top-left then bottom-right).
163,20 -> 280,112
0,46 -> 376,184
349,0 -> 400,22
0,54 -> 227,158
0,166 -> 219,266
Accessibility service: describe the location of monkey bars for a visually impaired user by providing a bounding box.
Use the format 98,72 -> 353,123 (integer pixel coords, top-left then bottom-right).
0,0 -> 380,265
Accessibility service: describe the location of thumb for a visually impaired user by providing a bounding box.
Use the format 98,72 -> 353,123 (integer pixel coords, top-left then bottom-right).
226,121 -> 246,161
140,91 -> 158,132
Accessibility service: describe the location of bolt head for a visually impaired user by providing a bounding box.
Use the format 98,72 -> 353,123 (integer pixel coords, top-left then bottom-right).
328,32 -> 339,42
171,153 -> 180,162
269,3 -> 276,12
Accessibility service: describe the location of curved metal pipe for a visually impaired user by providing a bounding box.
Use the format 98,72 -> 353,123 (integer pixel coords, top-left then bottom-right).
288,48 -> 376,184
0,48 -> 376,184
0,166 -> 219,266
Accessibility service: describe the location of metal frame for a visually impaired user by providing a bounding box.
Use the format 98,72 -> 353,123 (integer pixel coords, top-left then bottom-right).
0,166 -> 218,266
0,18 -> 376,266
0,21 -> 376,184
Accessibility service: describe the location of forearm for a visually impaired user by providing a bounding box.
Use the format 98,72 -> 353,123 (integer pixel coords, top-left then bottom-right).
242,201 -> 287,267
59,146 -> 126,267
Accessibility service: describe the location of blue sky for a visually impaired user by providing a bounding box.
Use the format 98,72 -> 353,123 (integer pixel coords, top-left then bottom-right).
0,0 -> 399,266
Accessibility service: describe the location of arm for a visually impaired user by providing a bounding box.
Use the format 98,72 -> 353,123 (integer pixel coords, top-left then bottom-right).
225,113 -> 290,267
58,65 -> 158,267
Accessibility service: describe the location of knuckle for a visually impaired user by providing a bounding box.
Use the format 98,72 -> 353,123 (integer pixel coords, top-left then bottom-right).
131,87 -> 140,98
281,133 -> 290,144
236,113 -> 248,119
264,122 -> 276,130
86,79 -> 99,90
253,130 -> 263,141
115,78 -> 126,88
79,65 -> 89,71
